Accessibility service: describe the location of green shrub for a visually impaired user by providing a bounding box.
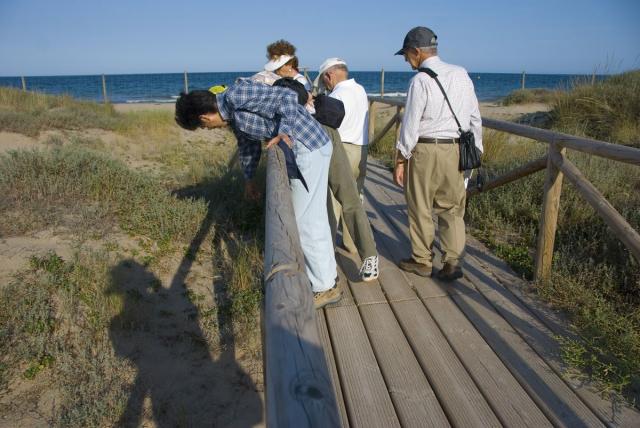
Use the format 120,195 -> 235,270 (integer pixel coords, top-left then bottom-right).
502,88 -> 561,106
551,70 -> 640,146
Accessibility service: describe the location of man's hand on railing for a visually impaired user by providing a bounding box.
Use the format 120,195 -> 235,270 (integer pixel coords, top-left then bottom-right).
265,133 -> 293,149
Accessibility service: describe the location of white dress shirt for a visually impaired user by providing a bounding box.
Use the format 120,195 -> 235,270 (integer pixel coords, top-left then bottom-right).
396,56 -> 482,159
329,78 -> 370,146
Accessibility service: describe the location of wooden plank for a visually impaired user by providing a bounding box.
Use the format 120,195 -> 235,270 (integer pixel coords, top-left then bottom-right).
467,155 -> 547,198
316,310 -> 350,428
364,171 -> 554,427
450,281 -> 605,427
331,261 -> 356,307
335,249 -> 450,426
264,147 -> 340,427
366,134 -> 639,427
425,296 -> 552,428
265,272 -> 341,428
534,143 -> 565,281
389,300 -> 502,427
325,306 -> 401,428
357,304 -> 451,428
462,240 -> 640,427
552,150 -> 640,263
364,158 -> 608,423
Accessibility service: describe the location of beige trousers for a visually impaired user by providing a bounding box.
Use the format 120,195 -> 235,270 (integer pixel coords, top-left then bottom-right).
332,143 -> 368,253
405,142 -> 466,267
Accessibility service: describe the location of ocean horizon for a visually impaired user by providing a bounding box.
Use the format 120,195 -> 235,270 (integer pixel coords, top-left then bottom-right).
0,71 -> 595,104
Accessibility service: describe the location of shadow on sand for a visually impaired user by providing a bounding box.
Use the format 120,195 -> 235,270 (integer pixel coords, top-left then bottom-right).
109,171 -> 264,427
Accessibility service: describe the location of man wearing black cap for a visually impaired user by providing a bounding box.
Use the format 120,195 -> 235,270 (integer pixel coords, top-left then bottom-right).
393,26 -> 483,281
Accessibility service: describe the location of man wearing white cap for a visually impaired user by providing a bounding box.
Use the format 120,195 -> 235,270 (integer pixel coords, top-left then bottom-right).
317,58 -> 374,256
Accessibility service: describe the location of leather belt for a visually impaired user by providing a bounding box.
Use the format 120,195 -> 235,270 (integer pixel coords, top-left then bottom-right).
417,137 -> 459,144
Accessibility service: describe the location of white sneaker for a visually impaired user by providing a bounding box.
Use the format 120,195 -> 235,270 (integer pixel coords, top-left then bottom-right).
360,255 -> 379,282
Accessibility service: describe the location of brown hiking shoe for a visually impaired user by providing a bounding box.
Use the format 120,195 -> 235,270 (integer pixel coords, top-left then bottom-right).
435,262 -> 463,282
398,258 -> 432,277
314,285 -> 343,309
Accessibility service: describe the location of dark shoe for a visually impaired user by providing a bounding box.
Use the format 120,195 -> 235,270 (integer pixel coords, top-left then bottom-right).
398,258 -> 432,277
435,262 -> 463,282
314,285 -> 343,309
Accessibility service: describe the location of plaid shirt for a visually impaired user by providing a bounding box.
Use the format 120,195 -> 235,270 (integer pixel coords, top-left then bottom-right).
217,79 -> 330,179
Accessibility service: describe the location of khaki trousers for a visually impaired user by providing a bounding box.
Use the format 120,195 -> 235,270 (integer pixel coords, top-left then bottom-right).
405,142 -> 466,267
324,127 -> 377,259
333,143 -> 368,253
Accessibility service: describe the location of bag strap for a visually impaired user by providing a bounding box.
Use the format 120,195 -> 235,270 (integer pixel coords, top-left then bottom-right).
419,67 -> 463,133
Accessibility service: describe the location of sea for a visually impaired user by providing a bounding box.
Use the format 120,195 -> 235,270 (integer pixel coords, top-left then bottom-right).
0,71 -> 590,104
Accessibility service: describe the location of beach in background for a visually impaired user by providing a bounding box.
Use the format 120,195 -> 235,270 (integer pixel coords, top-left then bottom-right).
0,71 -> 593,104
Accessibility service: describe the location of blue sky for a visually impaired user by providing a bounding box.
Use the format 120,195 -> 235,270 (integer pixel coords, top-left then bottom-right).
1,0 -> 638,76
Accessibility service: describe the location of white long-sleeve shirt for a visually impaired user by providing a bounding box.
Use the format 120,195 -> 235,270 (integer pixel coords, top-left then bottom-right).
396,56 -> 482,159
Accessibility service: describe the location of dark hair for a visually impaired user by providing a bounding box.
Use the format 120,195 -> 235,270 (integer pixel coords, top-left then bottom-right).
273,78 -> 308,105
175,90 -> 218,130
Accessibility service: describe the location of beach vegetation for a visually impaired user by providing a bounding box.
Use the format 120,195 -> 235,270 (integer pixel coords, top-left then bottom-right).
501,88 -> 561,106
0,90 -> 265,425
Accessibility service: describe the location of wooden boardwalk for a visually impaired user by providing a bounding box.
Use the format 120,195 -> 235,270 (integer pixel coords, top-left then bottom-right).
315,159 -> 640,428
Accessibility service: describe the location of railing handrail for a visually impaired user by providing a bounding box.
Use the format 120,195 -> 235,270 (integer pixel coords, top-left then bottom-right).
263,146 -> 340,427
367,95 -> 640,281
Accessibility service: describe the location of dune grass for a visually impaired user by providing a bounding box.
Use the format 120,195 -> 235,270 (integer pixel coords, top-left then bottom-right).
0,145 -> 208,244
0,90 -> 266,425
0,86 -> 176,138
501,88 -> 561,106
551,70 -> 640,146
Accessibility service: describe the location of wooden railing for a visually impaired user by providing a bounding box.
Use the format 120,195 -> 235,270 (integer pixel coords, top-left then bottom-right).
367,95 -> 640,282
263,146 -> 340,427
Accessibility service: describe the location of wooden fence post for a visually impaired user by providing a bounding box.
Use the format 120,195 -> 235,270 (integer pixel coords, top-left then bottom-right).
184,70 -> 189,93
534,141 -> 565,282
368,100 -> 377,143
21,76 -> 26,91
102,74 -> 108,104
380,68 -> 385,98
303,67 -> 310,85
395,106 -> 402,141
521,71 -> 526,90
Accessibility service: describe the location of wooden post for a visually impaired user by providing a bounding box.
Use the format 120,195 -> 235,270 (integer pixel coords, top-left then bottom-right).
521,71 -> 526,90
380,68 -> 385,97
263,147 -> 340,427
395,106 -> 402,141
591,72 -> 596,86
101,74 -> 108,104
303,67 -> 310,85
368,100 -> 377,144
184,70 -> 189,93
21,76 -> 26,91
534,141 -> 565,282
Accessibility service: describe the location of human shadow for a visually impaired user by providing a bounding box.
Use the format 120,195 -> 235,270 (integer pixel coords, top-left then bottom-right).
109,170 -> 264,427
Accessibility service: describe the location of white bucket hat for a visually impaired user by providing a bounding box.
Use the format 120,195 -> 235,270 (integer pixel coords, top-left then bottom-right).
264,54 -> 294,72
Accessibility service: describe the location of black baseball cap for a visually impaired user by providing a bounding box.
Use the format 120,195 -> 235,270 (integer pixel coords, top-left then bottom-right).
394,26 -> 438,55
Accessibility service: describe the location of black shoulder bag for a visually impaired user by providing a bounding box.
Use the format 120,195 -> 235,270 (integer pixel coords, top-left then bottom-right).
419,67 -> 481,171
